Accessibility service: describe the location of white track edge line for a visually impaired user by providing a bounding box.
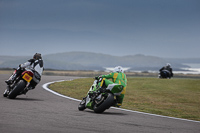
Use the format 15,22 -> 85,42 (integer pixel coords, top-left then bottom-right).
42,79 -> 200,123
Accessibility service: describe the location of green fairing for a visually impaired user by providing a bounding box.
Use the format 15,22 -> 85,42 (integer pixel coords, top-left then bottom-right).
86,101 -> 93,109
86,82 -> 98,109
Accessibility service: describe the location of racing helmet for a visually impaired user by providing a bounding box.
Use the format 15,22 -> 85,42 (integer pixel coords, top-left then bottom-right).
166,63 -> 171,67
114,66 -> 124,73
33,53 -> 42,60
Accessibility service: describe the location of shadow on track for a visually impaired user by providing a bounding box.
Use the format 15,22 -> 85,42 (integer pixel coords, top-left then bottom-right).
83,110 -> 127,116
9,97 -> 44,101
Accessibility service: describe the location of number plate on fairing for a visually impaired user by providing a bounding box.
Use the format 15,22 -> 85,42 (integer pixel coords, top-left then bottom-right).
22,73 -> 32,82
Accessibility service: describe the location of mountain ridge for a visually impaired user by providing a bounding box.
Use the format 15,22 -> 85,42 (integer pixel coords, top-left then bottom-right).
0,51 -> 199,71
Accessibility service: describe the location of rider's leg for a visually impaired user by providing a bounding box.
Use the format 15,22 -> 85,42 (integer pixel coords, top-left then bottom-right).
98,78 -> 114,92
29,80 -> 38,89
99,78 -> 127,107
98,78 -> 114,88
5,67 -> 22,84
116,86 -> 126,107
22,80 -> 38,94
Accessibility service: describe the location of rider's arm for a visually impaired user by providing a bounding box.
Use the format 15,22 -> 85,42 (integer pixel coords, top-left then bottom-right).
124,73 -> 127,85
159,67 -> 164,71
20,62 -> 31,68
20,59 -> 34,68
101,73 -> 114,79
170,68 -> 173,76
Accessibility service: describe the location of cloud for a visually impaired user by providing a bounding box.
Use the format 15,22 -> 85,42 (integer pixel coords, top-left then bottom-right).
0,0 -> 200,58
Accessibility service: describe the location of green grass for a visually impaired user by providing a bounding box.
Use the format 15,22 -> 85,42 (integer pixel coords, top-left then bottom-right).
49,77 -> 200,121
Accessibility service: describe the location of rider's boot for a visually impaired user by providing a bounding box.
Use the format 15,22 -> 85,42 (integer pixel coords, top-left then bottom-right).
112,100 -> 121,108
113,95 -> 124,108
22,85 -> 35,95
22,89 -> 29,95
5,73 -> 17,85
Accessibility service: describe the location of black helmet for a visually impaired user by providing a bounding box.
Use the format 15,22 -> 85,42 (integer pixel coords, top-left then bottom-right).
33,53 -> 42,60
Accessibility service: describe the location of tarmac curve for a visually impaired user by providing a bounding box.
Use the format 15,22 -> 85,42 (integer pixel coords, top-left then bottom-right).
0,74 -> 199,133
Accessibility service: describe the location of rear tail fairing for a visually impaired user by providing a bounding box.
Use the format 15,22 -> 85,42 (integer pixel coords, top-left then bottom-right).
18,69 -> 34,91
106,84 -> 124,96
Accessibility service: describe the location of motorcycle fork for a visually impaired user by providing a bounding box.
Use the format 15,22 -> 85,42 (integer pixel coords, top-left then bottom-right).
9,76 -> 20,89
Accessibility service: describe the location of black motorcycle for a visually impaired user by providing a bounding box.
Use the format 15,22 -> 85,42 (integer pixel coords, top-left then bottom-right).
159,70 -> 172,79
3,67 -> 40,99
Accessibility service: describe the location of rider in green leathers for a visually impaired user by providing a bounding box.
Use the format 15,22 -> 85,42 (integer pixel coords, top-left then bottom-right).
98,66 -> 127,107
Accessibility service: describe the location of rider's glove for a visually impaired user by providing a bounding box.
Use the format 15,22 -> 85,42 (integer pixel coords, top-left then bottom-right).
95,76 -> 102,80
95,76 -> 99,80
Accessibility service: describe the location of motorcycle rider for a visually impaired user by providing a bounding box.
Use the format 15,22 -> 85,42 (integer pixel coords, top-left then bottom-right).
97,66 -> 127,107
159,63 -> 173,78
5,53 -> 44,93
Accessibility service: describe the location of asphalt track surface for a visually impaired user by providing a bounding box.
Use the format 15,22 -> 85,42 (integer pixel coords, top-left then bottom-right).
0,74 -> 200,133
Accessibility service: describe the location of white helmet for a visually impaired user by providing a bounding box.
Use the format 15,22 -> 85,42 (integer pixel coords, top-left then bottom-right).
114,66 -> 124,73
166,63 -> 171,67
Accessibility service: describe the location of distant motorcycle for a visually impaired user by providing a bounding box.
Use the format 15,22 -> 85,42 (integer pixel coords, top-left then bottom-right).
159,70 -> 172,79
3,67 -> 39,99
78,77 -> 124,113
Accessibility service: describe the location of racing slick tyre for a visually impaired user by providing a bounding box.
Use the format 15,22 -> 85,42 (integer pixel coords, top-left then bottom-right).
93,93 -> 114,113
8,80 -> 26,99
78,99 -> 86,111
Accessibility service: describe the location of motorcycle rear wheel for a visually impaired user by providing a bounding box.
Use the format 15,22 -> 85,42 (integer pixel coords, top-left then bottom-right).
93,93 -> 114,113
8,80 -> 26,99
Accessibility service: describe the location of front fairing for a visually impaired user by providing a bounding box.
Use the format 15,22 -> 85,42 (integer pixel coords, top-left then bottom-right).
85,95 -> 93,109
85,80 -> 99,109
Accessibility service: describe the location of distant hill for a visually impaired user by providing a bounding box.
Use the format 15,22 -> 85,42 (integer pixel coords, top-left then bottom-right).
165,58 -> 200,64
0,51 -> 197,71
0,55 -> 32,68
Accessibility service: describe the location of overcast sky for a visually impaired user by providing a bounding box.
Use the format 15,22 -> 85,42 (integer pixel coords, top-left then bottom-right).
0,0 -> 199,58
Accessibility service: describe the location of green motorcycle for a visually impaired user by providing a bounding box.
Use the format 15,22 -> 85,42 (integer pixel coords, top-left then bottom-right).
78,77 -> 124,113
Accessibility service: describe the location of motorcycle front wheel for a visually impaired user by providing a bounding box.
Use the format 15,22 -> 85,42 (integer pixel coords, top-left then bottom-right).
8,80 -> 26,99
3,89 -> 8,97
93,93 -> 114,113
3,86 -> 12,97
78,99 -> 86,111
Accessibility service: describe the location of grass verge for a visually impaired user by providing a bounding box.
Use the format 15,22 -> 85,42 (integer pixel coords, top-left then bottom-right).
49,77 -> 200,121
